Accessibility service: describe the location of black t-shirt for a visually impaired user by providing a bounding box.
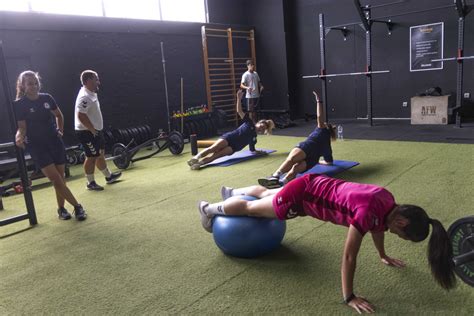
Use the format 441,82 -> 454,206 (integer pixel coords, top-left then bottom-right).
15,93 -> 59,145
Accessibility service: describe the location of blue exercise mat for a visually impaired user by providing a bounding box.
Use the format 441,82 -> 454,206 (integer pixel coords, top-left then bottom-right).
202,149 -> 276,168
296,160 -> 359,177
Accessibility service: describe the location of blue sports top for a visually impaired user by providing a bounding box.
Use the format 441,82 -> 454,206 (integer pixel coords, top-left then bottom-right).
15,93 -> 59,145
221,114 -> 257,152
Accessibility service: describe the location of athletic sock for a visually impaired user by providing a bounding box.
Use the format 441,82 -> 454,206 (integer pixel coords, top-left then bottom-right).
86,174 -> 95,183
272,171 -> 283,178
194,153 -> 202,159
205,202 -> 226,215
100,168 -> 112,178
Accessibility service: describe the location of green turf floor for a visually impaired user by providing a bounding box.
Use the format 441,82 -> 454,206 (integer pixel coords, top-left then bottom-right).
1,136 -> 473,315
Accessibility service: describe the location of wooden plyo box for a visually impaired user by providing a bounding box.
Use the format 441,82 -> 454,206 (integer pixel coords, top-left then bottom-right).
411,95 -> 449,125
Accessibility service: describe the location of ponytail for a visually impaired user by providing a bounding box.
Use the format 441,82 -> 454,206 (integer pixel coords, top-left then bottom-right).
257,119 -> 275,135
326,123 -> 337,141
427,218 -> 456,289
394,205 -> 456,290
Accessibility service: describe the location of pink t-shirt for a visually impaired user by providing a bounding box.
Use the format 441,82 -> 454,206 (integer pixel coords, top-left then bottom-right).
273,174 -> 395,235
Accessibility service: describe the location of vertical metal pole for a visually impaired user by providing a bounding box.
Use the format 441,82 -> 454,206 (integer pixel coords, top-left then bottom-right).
204,0 -> 209,23
227,28 -> 237,126
365,8 -> 373,126
180,77 -> 184,134
201,26 -> 213,111
455,16 -> 464,128
249,29 -> 257,69
0,41 -> 37,225
319,13 -> 328,122
160,42 -> 171,132
158,0 -> 163,20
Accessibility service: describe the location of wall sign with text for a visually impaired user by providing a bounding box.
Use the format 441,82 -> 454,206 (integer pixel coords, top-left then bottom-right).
410,22 -> 444,72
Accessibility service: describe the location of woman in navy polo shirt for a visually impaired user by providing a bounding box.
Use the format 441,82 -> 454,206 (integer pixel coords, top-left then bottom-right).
187,89 -> 275,170
14,71 -> 87,221
258,91 -> 336,188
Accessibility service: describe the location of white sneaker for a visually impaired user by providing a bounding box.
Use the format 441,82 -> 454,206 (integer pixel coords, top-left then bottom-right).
191,162 -> 202,170
187,158 -> 199,166
198,201 -> 213,233
221,186 -> 233,200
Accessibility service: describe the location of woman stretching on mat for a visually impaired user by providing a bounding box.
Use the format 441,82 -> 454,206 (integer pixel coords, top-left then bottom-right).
187,89 -> 274,170
14,71 -> 88,221
198,174 -> 456,313
258,91 -> 336,188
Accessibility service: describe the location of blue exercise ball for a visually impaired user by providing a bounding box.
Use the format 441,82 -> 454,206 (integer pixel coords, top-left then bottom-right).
212,195 -> 286,258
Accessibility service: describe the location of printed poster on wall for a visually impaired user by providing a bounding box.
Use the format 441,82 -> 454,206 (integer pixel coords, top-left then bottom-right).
410,22 -> 444,72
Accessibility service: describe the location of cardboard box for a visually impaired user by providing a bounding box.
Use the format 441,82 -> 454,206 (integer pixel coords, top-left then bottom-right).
411,95 -> 449,125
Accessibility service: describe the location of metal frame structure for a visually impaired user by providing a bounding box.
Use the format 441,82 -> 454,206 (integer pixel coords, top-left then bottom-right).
0,41 -> 37,227
305,0 -> 472,126
201,26 -> 256,126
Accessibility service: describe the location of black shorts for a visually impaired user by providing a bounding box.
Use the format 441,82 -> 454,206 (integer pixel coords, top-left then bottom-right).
75,130 -> 105,157
246,97 -> 259,112
27,137 -> 66,169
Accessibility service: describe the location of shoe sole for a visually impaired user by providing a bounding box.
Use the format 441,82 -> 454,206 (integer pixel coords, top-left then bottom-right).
221,187 -> 228,200
258,178 -> 280,188
190,164 -> 202,170
106,173 -> 122,184
187,158 -> 198,166
198,201 -> 213,233
58,215 -> 72,220
87,187 -> 104,191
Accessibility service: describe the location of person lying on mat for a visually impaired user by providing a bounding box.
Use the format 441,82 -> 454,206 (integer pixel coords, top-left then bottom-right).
258,91 -> 336,188
187,89 -> 274,170
198,174 -> 456,313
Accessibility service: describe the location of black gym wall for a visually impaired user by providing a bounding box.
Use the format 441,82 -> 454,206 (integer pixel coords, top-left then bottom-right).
285,0 -> 474,120
0,0 -> 252,145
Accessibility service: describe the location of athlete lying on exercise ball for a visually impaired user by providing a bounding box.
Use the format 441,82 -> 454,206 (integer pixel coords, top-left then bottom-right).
259,90 -> 336,188
198,174 -> 456,313
187,89 -> 274,170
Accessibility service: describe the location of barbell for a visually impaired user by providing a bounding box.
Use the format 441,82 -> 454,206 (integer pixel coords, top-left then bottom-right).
106,131 -> 184,169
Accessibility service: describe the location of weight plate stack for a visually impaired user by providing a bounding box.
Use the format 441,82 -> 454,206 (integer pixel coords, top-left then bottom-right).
448,216 -> 474,287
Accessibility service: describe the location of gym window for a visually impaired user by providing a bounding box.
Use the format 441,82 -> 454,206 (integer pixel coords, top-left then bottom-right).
0,0 -> 208,23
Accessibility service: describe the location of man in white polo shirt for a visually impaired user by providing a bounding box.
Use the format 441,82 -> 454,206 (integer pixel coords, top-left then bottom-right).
240,59 -> 263,123
75,70 -> 121,191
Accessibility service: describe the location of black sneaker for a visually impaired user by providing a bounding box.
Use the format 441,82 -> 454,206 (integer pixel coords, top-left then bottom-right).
258,176 -> 282,189
87,181 -> 104,191
73,204 -> 87,221
57,207 -> 72,220
106,171 -> 122,184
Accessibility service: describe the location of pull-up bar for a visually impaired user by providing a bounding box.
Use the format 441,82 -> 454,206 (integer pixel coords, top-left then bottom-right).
303,70 -> 390,79
432,56 -> 474,62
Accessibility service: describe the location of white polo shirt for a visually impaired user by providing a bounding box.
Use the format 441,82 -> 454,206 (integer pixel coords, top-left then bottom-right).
74,86 -> 104,131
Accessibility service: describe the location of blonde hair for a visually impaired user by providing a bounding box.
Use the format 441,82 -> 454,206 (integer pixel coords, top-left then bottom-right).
257,119 -> 275,135
80,69 -> 98,85
15,71 -> 41,100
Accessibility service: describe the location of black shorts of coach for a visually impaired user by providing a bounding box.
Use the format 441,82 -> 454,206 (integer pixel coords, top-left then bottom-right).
76,130 -> 105,157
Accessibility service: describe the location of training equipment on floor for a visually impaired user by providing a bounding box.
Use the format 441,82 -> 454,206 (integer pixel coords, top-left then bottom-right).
106,131 -> 184,169
212,195 -> 286,258
297,160 -> 359,177
200,149 -> 276,168
190,134 -> 216,156
448,216 -> 474,287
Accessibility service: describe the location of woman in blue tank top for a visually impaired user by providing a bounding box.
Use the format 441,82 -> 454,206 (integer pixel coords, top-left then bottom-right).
258,91 -> 336,188
188,90 -> 274,170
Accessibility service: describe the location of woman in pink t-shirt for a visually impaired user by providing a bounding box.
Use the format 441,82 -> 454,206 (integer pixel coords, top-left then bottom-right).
198,174 -> 456,313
